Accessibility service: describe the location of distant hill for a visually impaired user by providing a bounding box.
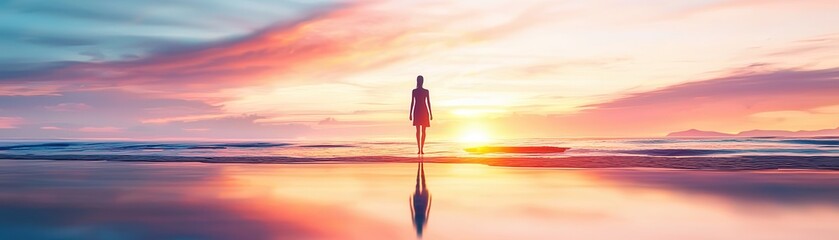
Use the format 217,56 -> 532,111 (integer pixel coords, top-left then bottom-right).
667,127 -> 839,137
667,129 -> 733,137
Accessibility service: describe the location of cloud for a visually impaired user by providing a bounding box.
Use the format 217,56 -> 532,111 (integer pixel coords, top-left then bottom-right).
21,35 -> 97,47
589,67 -> 839,110
0,117 -> 23,129
472,67 -> 839,137
141,114 -> 234,124
78,49 -> 105,61
77,126 -> 121,133
653,0 -> 838,21
569,67 -> 839,134
0,1 -> 344,66
0,89 -> 222,125
0,3 -> 365,93
0,89 -> 230,138
0,114 -> 314,139
44,103 -> 91,111
129,114 -> 313,139
0,0 -> 554,101
182,128 -> 209,132
318,117 -> 339,125
0,85 -> 62,96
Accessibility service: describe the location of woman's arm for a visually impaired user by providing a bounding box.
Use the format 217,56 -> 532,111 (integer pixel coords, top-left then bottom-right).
426,91 -> 432,120
409,93 -> 415,120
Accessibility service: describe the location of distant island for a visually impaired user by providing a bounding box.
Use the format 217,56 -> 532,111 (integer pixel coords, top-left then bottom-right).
667,126 -> 839,138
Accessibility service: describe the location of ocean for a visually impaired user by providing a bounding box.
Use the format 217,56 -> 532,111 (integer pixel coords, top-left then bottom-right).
1,137 -> 837,158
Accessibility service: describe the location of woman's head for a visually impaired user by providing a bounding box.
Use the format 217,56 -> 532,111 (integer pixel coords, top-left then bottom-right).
416,75 -> 424,88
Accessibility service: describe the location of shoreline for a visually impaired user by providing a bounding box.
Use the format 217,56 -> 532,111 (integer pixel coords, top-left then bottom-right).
1,154 -> 837,171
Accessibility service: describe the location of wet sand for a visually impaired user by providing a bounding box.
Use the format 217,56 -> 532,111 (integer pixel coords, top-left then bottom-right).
0,160 -> 838,239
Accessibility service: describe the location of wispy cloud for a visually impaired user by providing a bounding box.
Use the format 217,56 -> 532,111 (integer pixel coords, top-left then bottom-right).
45,103 -> 91,112
78,126 -> 122,133
652,0 -> 838,21
0,117 -> 23,129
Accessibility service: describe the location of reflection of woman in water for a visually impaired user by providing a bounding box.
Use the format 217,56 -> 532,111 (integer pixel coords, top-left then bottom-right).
410,157 -> 431,237
410,75 -> 433,154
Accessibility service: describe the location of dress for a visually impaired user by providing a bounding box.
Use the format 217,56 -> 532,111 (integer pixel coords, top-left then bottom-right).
412,89 -> 430,127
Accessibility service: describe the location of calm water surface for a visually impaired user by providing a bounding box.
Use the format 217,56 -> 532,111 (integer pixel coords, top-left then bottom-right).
0,160 -> 837,239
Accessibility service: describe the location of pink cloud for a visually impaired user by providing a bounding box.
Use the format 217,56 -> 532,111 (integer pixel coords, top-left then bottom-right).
0,84 -> 62,96
764,35 -> 839,57
136,115 -> 312,139
182,128 -> 209,132
0,117 -> 23,129
45,103 -> 92,111
655,0 -> 838,21
78,126 -> 122,133
142,114 -> 234,124
318,117 -> 339,125
314,117 -> 379,126
2,1 -> 547,102
561,67 -> 839,135
40,126 -> 62,130
2,4 -> 392,95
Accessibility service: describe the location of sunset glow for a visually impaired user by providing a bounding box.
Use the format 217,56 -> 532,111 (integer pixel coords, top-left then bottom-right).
458,125 -> 492,144
0,0 -> 837,140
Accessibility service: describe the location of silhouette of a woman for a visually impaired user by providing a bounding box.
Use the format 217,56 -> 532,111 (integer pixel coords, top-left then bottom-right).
410,75 -> 433,154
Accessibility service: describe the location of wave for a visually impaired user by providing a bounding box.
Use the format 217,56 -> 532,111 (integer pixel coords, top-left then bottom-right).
0,142 -> 80,150
779,139 -> 839,146
614,148 -> 839,156
616,149 -> 737,156
298,144 -> 355,148
211,143 -> 292,148
0,142 -> 293,151
627,138 -> 839,146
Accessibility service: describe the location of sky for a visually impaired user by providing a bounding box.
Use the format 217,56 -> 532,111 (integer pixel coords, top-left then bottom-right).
0,0 -> 838,140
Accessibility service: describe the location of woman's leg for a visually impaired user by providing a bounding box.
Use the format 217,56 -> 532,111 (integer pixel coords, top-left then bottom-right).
420,126 -> 427,154
416,125 -> 421,154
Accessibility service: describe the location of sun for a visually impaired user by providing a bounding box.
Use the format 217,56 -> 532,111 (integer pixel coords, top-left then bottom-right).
458,126 -> 492,144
